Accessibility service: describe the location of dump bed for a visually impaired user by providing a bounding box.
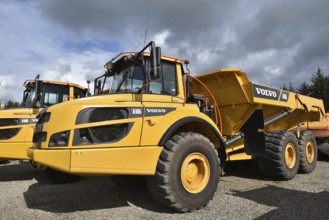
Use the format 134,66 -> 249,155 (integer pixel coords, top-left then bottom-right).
194,68 -> 325,136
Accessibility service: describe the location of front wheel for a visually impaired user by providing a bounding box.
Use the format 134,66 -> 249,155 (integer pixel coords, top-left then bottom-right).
147,132 -> 220,212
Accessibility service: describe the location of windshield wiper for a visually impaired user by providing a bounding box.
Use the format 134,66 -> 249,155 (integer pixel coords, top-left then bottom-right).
115,71 -> 130,93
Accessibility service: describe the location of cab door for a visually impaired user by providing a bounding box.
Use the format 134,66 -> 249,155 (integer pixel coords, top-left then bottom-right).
139,60 -> 184,146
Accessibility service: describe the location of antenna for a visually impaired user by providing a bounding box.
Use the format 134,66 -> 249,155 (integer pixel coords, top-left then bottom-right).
143,28 -> 148,46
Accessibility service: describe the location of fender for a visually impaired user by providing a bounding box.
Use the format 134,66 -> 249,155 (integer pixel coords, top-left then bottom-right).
159,116 -> 225,147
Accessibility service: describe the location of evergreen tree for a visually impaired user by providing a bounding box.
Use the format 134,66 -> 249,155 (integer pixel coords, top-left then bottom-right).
298,82 -> 311,96
297,67 -> 329,110
288,82 -> 295,92
309,67 -> 329,109
282,82 -> 295,92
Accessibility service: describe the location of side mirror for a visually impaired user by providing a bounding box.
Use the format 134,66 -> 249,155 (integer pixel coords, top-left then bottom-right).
94,79 -> 100,95
86,80 -> 91,96
150,44 -> 161,80
35,81 -> 42,102
33,74 -> 42,105
22,90 -> 28,105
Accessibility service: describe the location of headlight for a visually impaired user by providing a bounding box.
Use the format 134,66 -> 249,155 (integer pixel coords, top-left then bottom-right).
49,130 -> 70,147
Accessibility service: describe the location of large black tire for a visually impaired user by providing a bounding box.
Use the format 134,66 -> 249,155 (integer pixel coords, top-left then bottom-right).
147,132 -> 220,212
44,168 -> 81,184
298,131 -> 317,173
258,131 -> 300,180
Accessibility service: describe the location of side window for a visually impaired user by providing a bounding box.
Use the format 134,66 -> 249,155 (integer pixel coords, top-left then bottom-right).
150,61 -> 177,95
42,84 -> 69,107
74,87 -> 86,99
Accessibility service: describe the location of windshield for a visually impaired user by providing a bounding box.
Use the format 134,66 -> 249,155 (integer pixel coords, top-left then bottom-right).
109,65 -> 145,94
97,55 -> 177,96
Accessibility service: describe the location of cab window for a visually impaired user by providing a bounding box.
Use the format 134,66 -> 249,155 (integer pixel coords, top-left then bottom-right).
74,87 -> 87,99
42,84 -> 69,107
150,61 -> 177,95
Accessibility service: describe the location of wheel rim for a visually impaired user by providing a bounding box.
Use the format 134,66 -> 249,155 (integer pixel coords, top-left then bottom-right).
181,152 -> 210,194
305,141 -> 315,163
285,143 -> 297,169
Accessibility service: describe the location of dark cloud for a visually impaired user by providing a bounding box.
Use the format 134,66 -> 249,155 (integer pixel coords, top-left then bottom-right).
38,0 -> 329,88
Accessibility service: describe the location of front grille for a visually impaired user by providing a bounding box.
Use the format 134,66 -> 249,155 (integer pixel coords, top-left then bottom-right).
73,123 -> 132,146
0,128 -> 21,140
0,119 -> 18,127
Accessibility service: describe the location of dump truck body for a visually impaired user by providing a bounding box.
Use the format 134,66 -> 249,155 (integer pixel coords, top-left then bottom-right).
0,78 -> 88,160
194,69 -> 324,161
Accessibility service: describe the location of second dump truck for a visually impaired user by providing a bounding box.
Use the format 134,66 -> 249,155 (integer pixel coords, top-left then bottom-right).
28,42 -> 324,212
0,75 -> 88,161
301,113 -> 329,156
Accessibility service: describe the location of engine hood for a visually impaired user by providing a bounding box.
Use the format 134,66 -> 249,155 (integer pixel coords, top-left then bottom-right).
0,107 -> 42,118
47,94 -> 136,112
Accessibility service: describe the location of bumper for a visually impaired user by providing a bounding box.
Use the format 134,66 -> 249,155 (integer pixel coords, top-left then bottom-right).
0,142 -> 32,160
27,146 -> 163,175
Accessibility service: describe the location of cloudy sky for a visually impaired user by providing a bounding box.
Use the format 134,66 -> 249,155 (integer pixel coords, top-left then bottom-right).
0,0 -> 329,105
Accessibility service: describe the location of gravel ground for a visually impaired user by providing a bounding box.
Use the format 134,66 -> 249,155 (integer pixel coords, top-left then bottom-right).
0,156 -> 328,220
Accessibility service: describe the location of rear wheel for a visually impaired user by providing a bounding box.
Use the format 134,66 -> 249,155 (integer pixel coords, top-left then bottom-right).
258,131 -> 300,180
147,132 -> 220,212
298,131 -> 317,173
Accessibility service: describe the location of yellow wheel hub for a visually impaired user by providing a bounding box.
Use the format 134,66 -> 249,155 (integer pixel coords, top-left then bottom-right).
181,153 -> 210,194
305,141 -> 315,163
285,143 -> 297,169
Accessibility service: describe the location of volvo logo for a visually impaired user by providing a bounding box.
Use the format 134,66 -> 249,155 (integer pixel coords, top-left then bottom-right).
253,84 -> 281,101
255,87 -> 278,98
146,109 -> 166,113
144,107 -> 176,116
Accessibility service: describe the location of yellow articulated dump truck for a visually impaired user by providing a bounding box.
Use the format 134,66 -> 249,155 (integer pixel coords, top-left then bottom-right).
0,75 -> 88,162
301,113 -> 329,156
27,42 -> 324,212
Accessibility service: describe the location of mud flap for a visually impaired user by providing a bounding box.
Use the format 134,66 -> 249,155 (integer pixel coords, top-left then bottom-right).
240,109 -> 266,157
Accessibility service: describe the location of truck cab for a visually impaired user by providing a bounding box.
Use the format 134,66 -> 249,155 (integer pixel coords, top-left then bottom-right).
0,75 -> 88,160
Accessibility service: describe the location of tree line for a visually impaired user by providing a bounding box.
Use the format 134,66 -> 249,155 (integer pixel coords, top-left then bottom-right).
282,67 -> 329,110
2,100 -> 21,108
